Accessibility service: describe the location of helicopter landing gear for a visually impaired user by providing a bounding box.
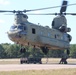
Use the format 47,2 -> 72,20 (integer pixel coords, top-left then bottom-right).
20,47 -> 26,53
20,45 -> 27,64
59,49 -> 70,64
66,49 -> 70,56
32,45 -> 36,50
59,57 -> 67,64
41,47 -> 49,55
41,47 -> 49,63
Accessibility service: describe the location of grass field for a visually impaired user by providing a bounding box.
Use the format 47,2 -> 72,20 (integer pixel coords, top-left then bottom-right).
0,58 -> 76,64
0,59 -> 20,64
0,58 -> 76,75
0,69 -> 76,75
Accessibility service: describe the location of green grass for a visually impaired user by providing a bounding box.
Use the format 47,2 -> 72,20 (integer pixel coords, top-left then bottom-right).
0,58 -> 76,75
0,69 -> 76,75
0,59 -> 20,64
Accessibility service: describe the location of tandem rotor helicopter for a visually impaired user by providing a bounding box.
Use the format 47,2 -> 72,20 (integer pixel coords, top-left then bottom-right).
1,0 -> 76,63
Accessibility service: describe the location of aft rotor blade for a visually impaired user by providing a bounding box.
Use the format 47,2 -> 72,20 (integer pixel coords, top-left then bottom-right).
0,10 -> 13,12
64,13 -> 76,15
27,13 -> 76,15
60,1 -> 68,13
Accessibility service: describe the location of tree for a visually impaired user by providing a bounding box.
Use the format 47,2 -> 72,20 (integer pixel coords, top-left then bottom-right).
70,44 -> 76,58
0,43 -> 76,58
2,43 -> 20,58
0,44 -> 5,58
47,49 -> 64,58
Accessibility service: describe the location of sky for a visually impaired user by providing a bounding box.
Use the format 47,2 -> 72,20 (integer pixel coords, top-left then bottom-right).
0,0 -> 76,44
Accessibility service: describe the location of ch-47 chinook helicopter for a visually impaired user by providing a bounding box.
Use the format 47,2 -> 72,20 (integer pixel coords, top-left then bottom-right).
1,0 -> 76,63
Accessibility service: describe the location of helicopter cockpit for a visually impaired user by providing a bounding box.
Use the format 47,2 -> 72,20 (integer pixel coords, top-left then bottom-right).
7,24 -> 27,41
10,26 -> 17,30
10,24 -> 26,31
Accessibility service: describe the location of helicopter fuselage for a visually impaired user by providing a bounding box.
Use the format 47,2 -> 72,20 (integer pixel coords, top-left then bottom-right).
7,21 -> 70,50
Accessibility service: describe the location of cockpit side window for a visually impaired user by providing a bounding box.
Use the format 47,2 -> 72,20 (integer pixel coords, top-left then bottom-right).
10,26 -> 17,30
18,25 -> 23,29
18,25 -> 27,31
10,25 -> 27,31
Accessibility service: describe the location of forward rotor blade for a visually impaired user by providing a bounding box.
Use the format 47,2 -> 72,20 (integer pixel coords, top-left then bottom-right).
0,10 -> 23,13
0,10 -> 13,12
25,3 -> 76,12
0,3 -> 76,13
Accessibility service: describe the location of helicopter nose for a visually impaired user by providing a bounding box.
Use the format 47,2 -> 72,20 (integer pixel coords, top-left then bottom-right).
7,30 -> 26,40
7,31 -> 20,39
7,30 -> 27,40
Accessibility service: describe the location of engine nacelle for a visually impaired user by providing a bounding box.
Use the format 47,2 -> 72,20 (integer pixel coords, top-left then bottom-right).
59,25 -> 66,32
66,28 -> 71,32
59,26 -> 71,32
67,34 -> 72,42
52,15 -> 67,30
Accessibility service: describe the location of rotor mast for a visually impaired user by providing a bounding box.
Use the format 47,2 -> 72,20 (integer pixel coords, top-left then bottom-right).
14,12 -> 28,25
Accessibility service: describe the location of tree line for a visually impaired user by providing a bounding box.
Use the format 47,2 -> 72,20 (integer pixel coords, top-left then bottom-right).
0,43 -> 76,58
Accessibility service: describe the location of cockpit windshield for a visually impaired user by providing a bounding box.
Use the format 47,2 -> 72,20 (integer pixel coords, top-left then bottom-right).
18,25 -> 23,29
10,25 -> 26,31
10,26 -> 17,30
18,25 -> 26,30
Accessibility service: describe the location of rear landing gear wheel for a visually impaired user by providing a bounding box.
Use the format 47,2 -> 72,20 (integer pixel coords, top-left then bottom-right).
41,47 -> 49,64
59,49 -> 70,64
41,47 -> 49,55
